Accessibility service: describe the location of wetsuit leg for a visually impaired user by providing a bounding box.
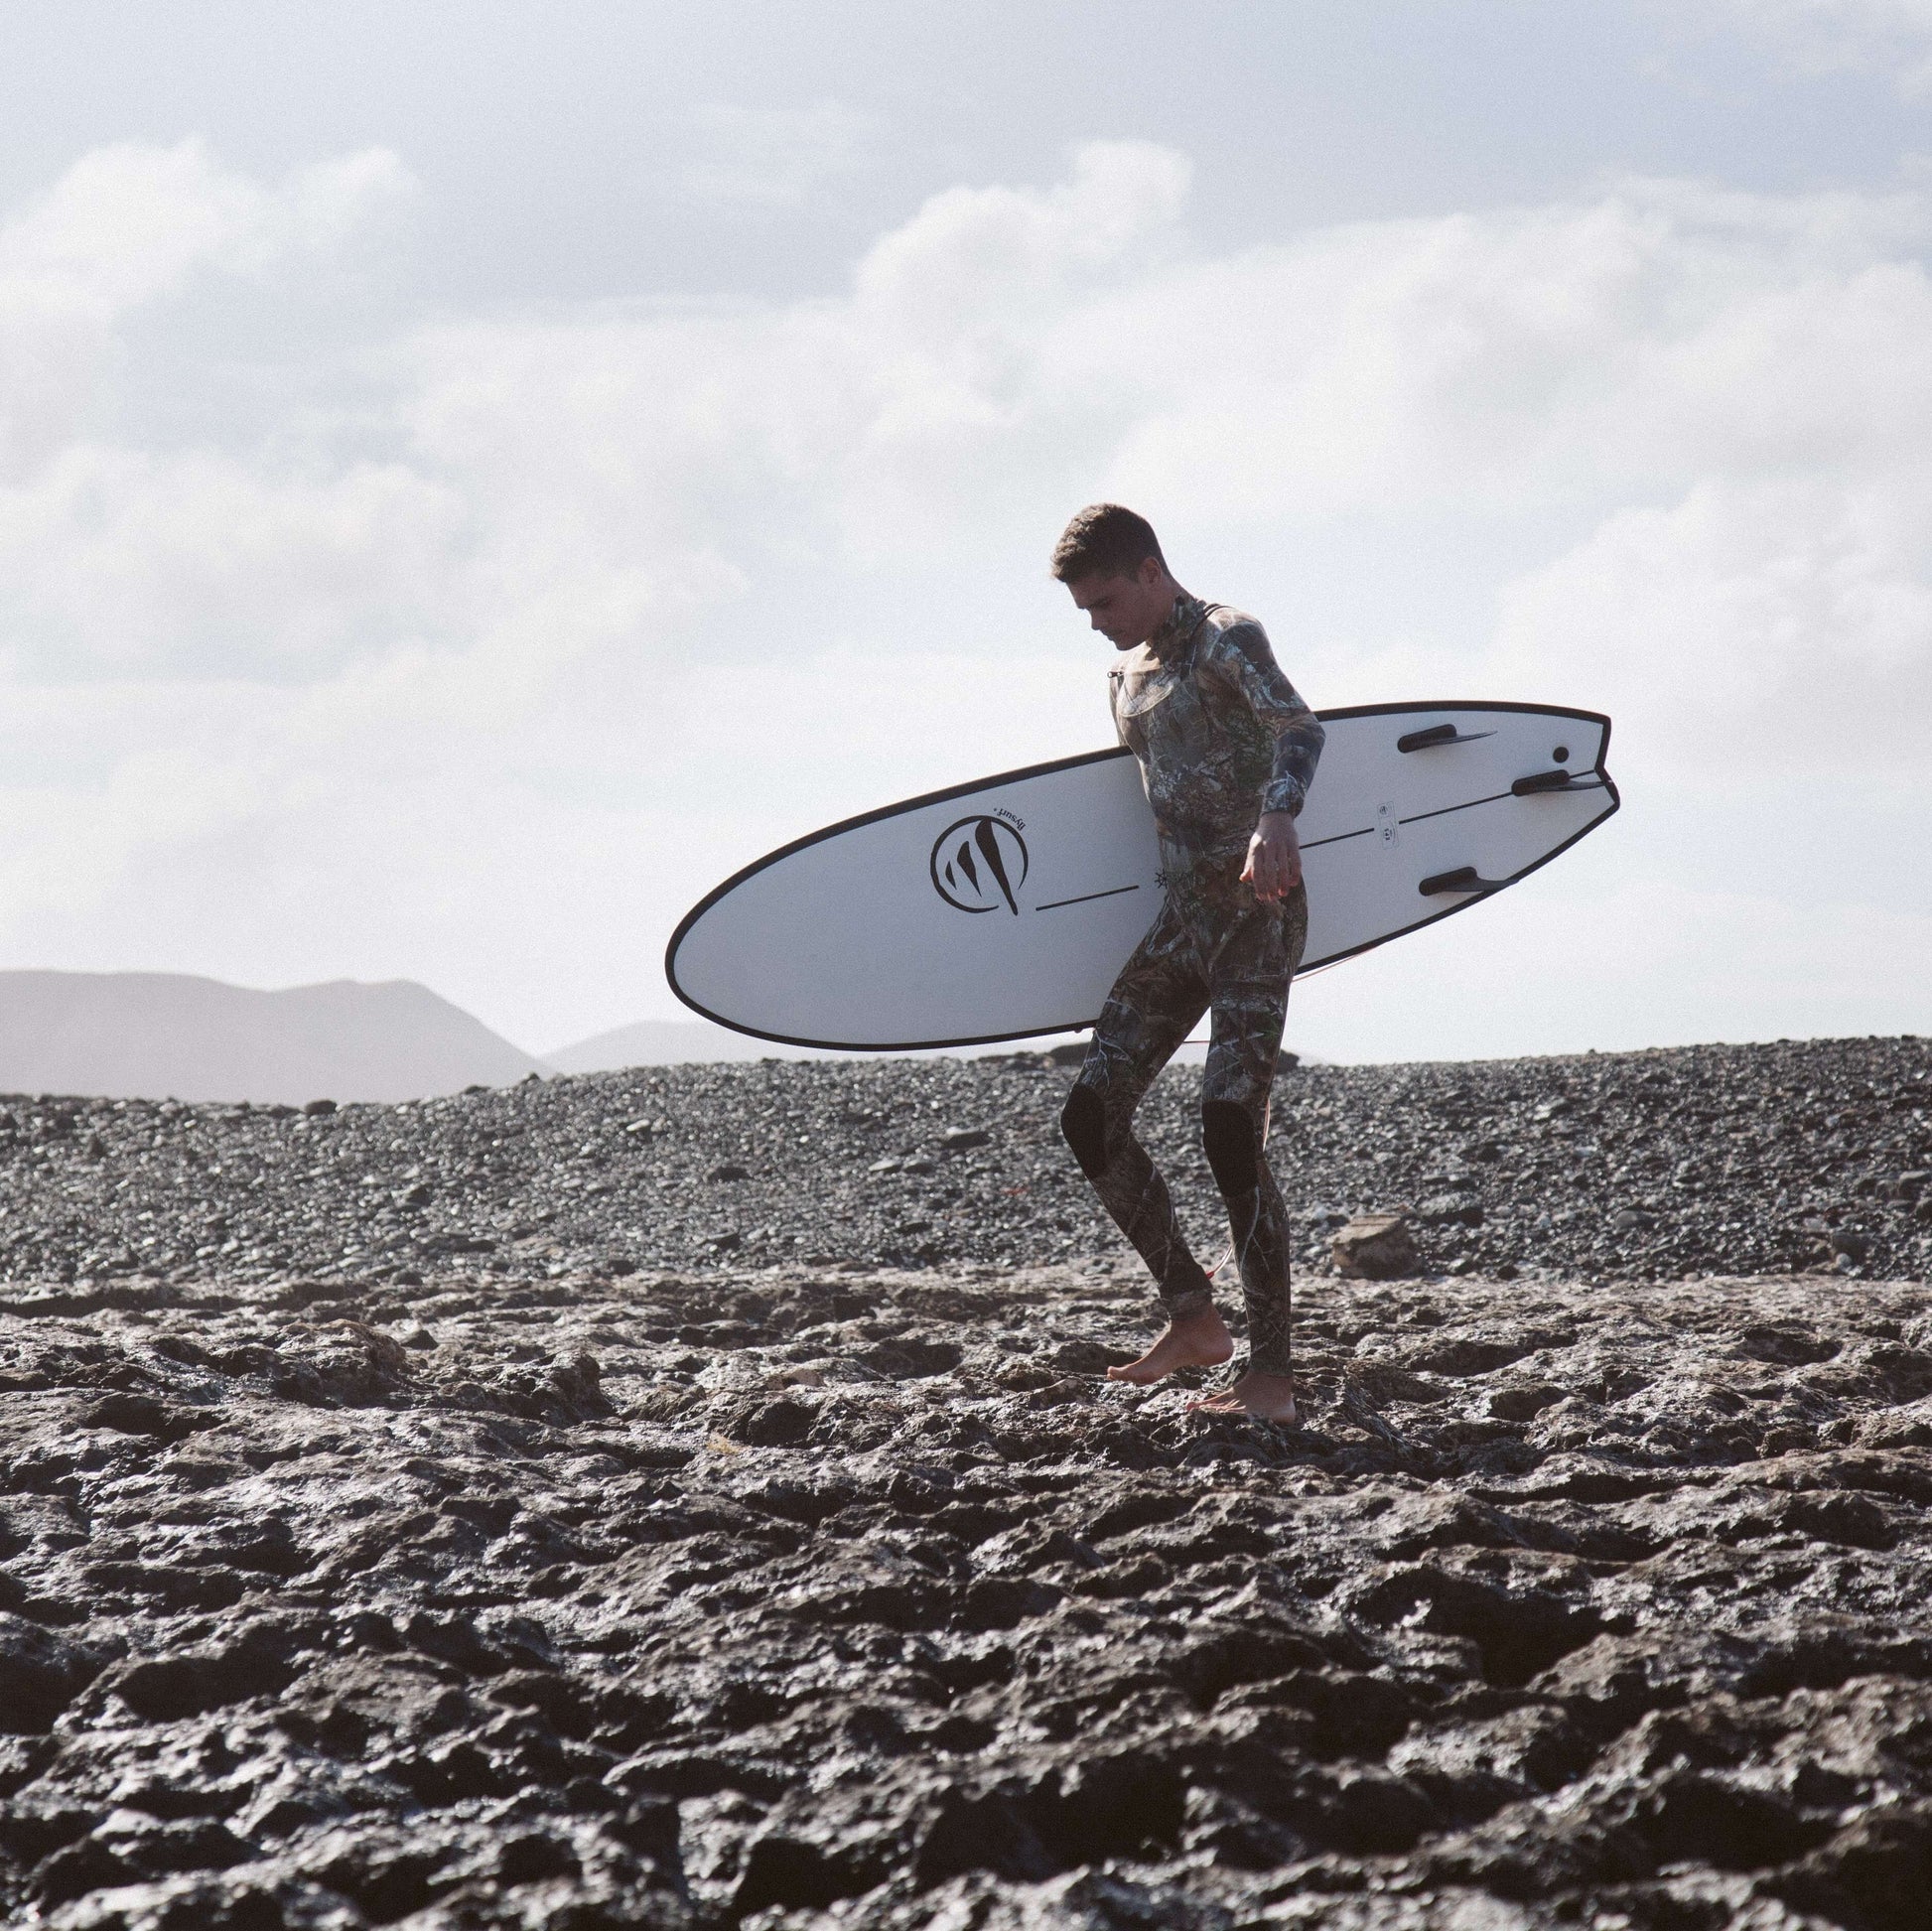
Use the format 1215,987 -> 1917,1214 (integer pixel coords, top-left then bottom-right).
1062,897 -> 1213,1316
1200,880 -> 1307,1377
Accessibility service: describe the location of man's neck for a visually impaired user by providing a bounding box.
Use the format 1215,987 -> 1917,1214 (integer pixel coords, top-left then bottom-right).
1147,587 -> 1196,654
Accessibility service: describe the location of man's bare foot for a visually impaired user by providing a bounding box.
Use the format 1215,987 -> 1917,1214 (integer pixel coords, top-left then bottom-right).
1187,1370 -> 1299,1424
1105,1307 -> 1235,1386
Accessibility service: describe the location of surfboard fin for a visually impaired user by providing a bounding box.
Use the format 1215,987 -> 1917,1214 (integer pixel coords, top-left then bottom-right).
1418,866 -> 1507,896
1397,724 -> 1496,753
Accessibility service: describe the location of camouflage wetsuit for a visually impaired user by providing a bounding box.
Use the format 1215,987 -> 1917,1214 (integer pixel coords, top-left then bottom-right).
1060,595 -> 1324,1378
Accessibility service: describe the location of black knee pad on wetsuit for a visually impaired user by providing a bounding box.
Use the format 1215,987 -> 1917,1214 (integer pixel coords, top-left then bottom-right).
1201,1099 -> 1260,1194
1060,1084 -> 1111,1179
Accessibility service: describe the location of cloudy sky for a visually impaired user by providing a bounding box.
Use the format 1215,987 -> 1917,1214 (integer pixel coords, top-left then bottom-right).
1,0 -> 1928,1062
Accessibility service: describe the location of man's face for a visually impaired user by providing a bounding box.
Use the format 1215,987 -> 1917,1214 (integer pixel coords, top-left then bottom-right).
1065,558 -> 1174,651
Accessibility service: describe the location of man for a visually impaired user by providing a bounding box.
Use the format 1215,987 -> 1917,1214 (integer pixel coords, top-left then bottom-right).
1052,504 -> 1323,1423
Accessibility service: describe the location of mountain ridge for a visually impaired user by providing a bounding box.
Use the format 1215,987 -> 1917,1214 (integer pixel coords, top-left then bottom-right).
0,970 -> 549,1105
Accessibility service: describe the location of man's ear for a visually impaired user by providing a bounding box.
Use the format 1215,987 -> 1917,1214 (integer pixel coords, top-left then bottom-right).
1138,555 -> 1165,589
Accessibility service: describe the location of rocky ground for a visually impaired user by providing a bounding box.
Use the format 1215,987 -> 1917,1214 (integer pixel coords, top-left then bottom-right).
1,1037 -> 1931,1929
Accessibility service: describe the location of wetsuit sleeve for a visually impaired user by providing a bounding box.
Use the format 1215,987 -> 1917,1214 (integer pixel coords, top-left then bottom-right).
1203,621 -> 1325,817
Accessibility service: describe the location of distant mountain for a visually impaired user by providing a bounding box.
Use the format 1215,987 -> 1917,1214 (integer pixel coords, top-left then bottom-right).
544,1018 -> 823,1072
0,972 -> 550,1106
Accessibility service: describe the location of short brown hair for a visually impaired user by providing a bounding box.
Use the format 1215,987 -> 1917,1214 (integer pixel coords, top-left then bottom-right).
1050,502 -> 1165,582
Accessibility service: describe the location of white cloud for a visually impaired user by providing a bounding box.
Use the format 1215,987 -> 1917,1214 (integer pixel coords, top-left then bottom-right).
1721,0 -> 1932,90
0,139 -> 412,482
0,137 -> 1927,1051
0,448 -> 467,681
1493,470 -> 1932,778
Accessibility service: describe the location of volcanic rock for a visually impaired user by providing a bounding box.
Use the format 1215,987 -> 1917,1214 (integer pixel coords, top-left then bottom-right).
2,1260 -> 1930,1925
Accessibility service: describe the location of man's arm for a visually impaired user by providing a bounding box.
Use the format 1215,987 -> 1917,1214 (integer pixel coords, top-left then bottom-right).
1207,621 -> 1324,901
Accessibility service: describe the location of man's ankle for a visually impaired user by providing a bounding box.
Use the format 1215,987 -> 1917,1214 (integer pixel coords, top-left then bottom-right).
1162,1279 -> 1216,1321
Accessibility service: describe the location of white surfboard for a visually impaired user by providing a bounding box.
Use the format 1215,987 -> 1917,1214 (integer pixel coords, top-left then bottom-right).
666,702 -> 1617,1050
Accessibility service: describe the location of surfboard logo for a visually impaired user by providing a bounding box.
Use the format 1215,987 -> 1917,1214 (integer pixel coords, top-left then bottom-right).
930,813 -> 1029,915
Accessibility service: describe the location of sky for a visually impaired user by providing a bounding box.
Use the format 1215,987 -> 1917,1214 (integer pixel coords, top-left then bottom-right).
0,0 -> 1928,1063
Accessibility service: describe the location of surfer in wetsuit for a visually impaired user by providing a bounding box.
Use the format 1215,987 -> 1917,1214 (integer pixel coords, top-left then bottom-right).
1052,504 -> 1323,1423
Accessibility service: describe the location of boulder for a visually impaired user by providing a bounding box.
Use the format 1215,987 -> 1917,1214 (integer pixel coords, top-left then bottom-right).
1331,1213 -> 1419,1279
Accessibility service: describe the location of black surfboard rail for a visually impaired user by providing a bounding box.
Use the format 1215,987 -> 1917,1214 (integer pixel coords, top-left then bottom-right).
664,701 -> 1618,1051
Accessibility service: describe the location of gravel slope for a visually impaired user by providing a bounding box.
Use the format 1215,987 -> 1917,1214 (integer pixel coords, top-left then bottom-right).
0,1036 -> 1926,1295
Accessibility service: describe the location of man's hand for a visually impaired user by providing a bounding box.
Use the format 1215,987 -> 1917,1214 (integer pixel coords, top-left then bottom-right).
1242,810 -> 1303,902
